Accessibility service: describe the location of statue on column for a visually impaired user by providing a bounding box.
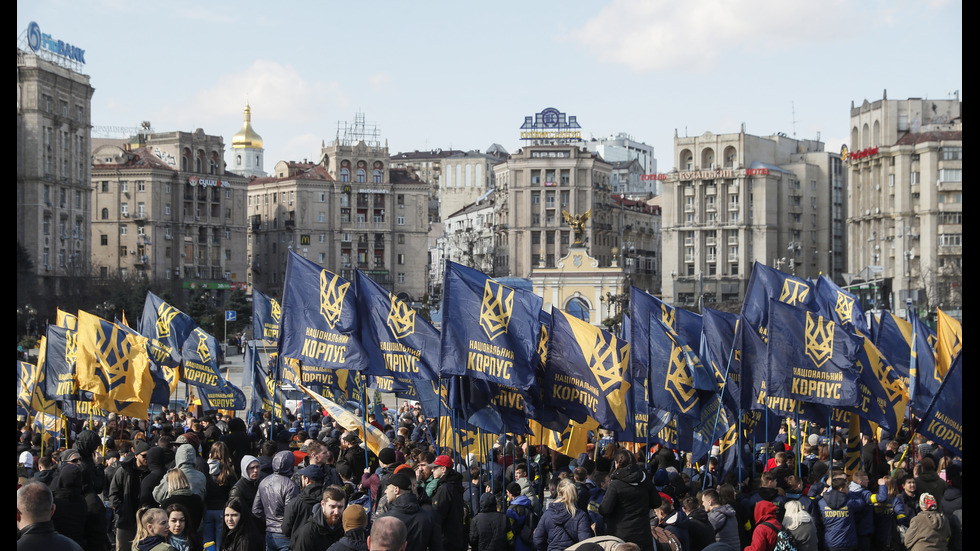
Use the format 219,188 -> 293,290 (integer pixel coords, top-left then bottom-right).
562,209 -> 591,246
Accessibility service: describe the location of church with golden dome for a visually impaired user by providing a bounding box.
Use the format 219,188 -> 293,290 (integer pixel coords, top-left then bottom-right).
230,102 -> 267,178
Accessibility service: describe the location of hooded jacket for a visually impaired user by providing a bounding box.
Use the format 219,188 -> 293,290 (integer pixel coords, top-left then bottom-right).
904,509 -> 950,551
507,494 -> 537,551
470,493 -> 508,551
327,527 -> 369,551
73,429 -> 106,495
817,489 -> 861,550
251,450 -> 299,533
598,464 -> 661,551
533,501 -> 592,551
51,463 -> 88,548
153,444 -> 207,504
685,506 -> 717,551
746,500 -> 781,551
432,467 -> 466,551
660,508 -> 692,551
281,480 -> 324,544
706,503 -> 741,550
377,491 -> 444,551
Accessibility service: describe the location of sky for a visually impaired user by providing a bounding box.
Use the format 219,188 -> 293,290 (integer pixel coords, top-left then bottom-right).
18,1 -> 961,173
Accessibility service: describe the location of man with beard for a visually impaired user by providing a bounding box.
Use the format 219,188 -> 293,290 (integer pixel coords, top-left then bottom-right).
292,484 -> 348,551
376,472 -> 443,551
282,464 -> 326,548
430,455 -> 465,551
598,449 -> 661,551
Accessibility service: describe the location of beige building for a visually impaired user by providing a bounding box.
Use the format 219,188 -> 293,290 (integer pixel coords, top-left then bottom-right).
492,142 -> 661,293
662,128 -> 843,307
530,243 -> 627,328
845,93 -> 962,318
247,117 -> 430,301
90,130 -> 249,304
17,47 -> 95,309
439,149 -> 505,222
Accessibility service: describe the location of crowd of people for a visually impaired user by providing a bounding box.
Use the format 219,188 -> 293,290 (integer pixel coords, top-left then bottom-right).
16,404 -> 962,551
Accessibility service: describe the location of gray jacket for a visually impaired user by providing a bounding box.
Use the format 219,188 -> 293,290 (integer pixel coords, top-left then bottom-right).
152,444 -> 207,504
251,450 -> 299,533
706,503 -> 741,550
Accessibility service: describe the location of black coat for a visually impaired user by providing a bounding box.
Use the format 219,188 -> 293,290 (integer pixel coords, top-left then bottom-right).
291,503 -> 346,551
109,455 -> 147,529
432,468 -> 466,551
281,481 -> 324,545
377,492 -> 444,551
469,494 -> 508,551
598,464 -> 661,551
50,464 -> 89,549
685,507 -> 717,551
326,528 -> 369,551
17,521 -> 84,551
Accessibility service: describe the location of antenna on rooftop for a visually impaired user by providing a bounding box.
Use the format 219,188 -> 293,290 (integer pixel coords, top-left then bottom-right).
792,101 -> 797,139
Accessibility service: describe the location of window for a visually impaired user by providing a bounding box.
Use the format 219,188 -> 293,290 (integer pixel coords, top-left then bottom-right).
120,181 -> 128,193
939,212 -> 962,225
941,146 -> 962,160
373,170 -> 383,183
910,172 -> 920,185
340,168 -> 350,182
101,208 -> 109,220
100,235 -> 108,246
120,225 -> 127,236
319,192 -> 326,202
398,254 -> 405,265
397,216 -> 405,225
939,169 -> 962,182
356,169 -> 367,183
120,203 -> 129,215
939,234 -> 962,246
398,273 -> 406,284
137,181 -> 146,192
318,212 -> 326,223
532,192 -> 540,204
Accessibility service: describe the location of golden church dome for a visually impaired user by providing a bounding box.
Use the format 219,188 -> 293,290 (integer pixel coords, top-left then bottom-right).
231,103 -> 263,149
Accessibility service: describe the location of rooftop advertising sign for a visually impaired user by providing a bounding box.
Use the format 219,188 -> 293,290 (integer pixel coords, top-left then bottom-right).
520,108 -> 582,142
26,21 -> 86,64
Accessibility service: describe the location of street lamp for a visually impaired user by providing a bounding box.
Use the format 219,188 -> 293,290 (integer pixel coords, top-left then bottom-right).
17,304 -> 37,337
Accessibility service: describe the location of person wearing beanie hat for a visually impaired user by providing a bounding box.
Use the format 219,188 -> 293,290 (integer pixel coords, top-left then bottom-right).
373,447 -> 403,517
109,435 -> 152,551
376,470 -> 443,551
326,505 -> 370,551
506,482 -> 536,551
139,445 -> 169,507
904,491 -> 950,551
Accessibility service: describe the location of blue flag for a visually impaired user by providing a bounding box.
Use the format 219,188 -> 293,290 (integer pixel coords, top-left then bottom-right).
140,291 -> 197,370
43,324 -> 77,401
439,261 -> 542,389
544,307 -> 631,431
252,289 -> 281,344
180,327 -> 229,392
447,376 -> 530,435
909,313 -> 940,416
248,341 -> 287,418
648,311 -> 702,421
843,334 -> 909,433
700,307 -> 742,412
741,261 -> 815,342
766,299 -> 861,408
355,269 -> 440,380
280,250 -> 368,383
814,275 -> 869,336
917,350 -> 962,457
874,310 -> 912,385
198,380 -> 247,411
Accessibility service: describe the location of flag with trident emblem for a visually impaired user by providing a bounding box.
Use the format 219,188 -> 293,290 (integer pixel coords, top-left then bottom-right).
440,261 -> 542,389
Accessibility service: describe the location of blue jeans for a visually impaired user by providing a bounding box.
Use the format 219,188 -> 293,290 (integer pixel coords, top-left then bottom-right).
202,509 -> 224,550
266,531 -> 290,551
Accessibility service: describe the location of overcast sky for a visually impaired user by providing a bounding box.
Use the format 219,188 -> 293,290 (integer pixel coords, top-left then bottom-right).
18,0 -> 962,173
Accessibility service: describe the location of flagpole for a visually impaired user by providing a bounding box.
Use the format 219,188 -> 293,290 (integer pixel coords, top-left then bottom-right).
704,328 -> 739,491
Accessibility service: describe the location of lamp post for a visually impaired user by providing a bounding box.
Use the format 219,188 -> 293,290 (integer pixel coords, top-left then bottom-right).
17,304 -> 37,338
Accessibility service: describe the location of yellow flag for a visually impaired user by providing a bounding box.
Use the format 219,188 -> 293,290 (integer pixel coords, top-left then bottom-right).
298,383 -> 391,456
529,417 -> 598,459
76,310 -> 151,405
437,416 -> 497,458
57,308 -> 78,331
844,413 -> 862,478
936,309 -> 962,379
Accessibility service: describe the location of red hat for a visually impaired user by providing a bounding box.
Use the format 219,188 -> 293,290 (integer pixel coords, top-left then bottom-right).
433,455 -> 454,469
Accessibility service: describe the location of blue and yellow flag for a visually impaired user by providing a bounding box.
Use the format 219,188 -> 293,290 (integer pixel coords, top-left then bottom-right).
252,288 -> 281,344
766,300 -> 861,408
909,313 -> 940,416
43,324 -> 78,401
280,250 -> 368,384
545,307 -> 630,431
917,350 -> 962,457
248,341 -> 285,418
844,411 -> 863,477
180,327 -> 230,392
875,310 -> 912,384
935,308 -> 961,379
814,275 -> 869,337
17,360 -> 42,413
648,311 -> 702,421
140,291 -> 197,370
118,319 -> 174,405
198,380 -> 247,411
841,334 -> 908,433
440,261 -> 542,389
57,308 -> 78,331
76,310 -> 152,405
741,261 -> 815,342
438,415 -> 498,459
448,376 -> 531,435
356,269 -> 439,380
529,416 -> 598,460
299,383 -> 391,455
700,307 -> 742,412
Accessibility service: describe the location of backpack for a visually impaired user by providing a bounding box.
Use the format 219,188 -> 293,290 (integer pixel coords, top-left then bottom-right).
651,526 -> 682,551
508,503 -> 537,546
760,521 -> 800,551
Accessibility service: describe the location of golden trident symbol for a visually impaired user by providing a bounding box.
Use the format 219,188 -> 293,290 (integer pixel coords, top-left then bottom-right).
320,271 -> 349,329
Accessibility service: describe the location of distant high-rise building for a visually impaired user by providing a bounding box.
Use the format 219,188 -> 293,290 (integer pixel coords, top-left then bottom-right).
17,43 -> 95,311
845,93 -> 962,319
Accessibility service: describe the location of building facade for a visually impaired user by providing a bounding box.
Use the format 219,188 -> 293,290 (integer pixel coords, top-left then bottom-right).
585,133 -> 658,194
438,150 -> 505,222
662,129 -> 840,307
247,118 -> 430,302
90,130 -> 249,304
430,195 -> 495,298
17,46 -> 95,310
845,94 -> 962,319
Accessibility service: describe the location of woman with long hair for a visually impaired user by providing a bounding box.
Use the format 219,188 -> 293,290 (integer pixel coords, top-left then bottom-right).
533,479 -> 593,551
166,503 -> 201,551
132,507 -> 176,551
204,442 -> 237,550
782,499 -> 818,551
159,468 -> 205,534
219,497 -> 263,551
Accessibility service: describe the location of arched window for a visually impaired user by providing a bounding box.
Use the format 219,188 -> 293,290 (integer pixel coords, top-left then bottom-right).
340,168 -> 350,182
565,297 -> 590,322
356,169 -> 367,183
373,169 -> 383,183
101,208 -> 109,220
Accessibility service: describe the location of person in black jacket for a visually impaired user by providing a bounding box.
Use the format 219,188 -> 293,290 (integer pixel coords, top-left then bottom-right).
110,441 -> 151,551
327,504 -> 369,551
469,492 -> 508,551
282,464 -> 326,547
292,484 -> 348,551
17,481 -> 84,551
219,418 -> 254,478
49,462 -> 89,549
682,496 -> 717,551
376,472 -> 443,551
598,449 -> 661,551
430,454 -> 465,551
